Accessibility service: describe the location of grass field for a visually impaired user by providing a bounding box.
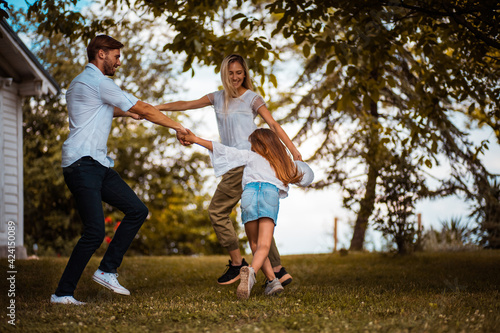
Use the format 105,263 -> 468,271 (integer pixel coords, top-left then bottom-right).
1,251 -> 499,332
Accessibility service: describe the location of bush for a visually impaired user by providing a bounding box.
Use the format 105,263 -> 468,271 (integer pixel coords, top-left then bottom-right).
421,216 -> 479,251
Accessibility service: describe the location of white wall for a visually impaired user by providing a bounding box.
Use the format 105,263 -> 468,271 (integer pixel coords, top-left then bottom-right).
0,82 -> 26,258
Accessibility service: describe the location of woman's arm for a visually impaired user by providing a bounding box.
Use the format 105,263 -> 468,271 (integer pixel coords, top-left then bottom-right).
258,105 -> 303,161
155,96 -> 211,111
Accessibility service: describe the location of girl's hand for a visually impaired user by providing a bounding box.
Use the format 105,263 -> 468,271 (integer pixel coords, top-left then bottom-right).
176,130 -> 192,146
183,128 -> 198,144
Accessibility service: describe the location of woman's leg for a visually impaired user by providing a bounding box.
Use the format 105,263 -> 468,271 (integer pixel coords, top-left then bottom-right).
208,167 -> 244,256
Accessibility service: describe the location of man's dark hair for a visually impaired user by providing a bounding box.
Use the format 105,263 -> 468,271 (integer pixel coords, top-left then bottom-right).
87,35 -> 124,62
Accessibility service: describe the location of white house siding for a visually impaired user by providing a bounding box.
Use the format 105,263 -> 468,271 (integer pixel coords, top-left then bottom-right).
0,21 -> 59,258
0,83 -> 25,257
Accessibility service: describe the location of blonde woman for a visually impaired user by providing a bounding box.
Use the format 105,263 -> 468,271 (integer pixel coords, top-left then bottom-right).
156,54 -> 302,286
181,128 -> 314,299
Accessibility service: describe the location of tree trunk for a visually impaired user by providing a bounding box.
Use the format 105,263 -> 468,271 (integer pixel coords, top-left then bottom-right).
350,94 -> 380,251
349,161 -> 379,251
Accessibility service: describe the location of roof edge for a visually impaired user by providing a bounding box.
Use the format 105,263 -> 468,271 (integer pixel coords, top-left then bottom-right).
0,19 -> 61,96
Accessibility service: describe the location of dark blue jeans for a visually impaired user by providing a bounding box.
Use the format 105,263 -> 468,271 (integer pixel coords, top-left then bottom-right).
55,156 -> 148,296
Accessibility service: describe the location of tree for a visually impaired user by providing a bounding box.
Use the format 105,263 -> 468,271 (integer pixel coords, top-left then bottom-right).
21,0 -> 500,251
13,4 -> 238,256
373,153 -> 427,254
262,1 -> 499,251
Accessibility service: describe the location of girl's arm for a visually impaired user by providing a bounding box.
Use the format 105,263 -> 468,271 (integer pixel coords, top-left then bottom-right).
258,105 -> 303,161
183,129 -> 213,151
155,96 -> 211,111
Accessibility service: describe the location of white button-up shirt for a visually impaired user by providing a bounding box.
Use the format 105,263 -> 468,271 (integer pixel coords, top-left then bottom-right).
210,142 -> 291,198
210,142 -> 314,197
62,63 -> 138,167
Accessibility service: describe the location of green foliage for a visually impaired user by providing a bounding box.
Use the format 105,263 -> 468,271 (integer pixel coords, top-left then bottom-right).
422,216 -> 479,252
467,176 -> 500,249
373,154 -> 427,254
0,0 -> 8,20
13,3 -> 247,256
2,252 -> 500,331
16,0 -> 500,251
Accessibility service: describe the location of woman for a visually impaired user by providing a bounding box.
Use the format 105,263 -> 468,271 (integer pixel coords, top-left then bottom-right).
156,54 -> 302,286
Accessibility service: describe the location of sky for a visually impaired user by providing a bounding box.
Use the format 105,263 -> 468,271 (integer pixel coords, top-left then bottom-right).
7,0 -> 500,255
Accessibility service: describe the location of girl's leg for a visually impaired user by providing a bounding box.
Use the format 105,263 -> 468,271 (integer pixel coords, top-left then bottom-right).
261,258 -> 277,281
237,219 -> 258,299
245,217 -> 276,278
244,220 -> 259,256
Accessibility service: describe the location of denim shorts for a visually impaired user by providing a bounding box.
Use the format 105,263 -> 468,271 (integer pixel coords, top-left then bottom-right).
241,182 -> 280,225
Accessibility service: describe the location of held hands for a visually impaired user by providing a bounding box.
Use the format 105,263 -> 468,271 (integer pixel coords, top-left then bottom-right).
176,128 -> 198,146
182,129 -> 198,145
176,127 -> 191,146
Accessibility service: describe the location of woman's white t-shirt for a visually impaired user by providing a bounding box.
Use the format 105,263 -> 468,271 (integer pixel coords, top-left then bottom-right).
206,90 -> 266,151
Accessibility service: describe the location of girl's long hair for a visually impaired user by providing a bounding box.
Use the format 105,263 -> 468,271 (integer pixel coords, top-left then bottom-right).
220,54 -> 254,112
249,129 -> 303,186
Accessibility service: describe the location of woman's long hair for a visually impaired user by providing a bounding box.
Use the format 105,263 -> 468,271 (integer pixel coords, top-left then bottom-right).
249,129 -> 303,186
220,54 -> 254,112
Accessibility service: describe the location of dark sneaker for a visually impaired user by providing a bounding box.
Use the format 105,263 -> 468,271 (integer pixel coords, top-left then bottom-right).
264,278 -> 284,296
217,258 -> 249,285
275,267 -> 293,287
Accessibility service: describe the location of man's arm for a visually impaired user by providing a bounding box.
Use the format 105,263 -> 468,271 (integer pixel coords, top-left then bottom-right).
128,101 -> 189,145
128,101 -> 186,132
113,107 -> 142,119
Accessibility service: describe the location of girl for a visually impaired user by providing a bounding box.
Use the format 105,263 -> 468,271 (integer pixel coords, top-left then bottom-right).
156,54 -> 302,286
181,128 -> 314,299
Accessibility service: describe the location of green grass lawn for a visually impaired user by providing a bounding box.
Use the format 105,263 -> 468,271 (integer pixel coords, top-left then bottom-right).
1,251 -> 499,332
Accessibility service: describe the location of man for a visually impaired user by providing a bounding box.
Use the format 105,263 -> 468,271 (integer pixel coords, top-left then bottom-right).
50,35 -> 187,305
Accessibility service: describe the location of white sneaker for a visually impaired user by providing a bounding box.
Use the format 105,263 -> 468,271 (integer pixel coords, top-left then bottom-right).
264,278 -> 284,296
50,294 -> 86,305
236,266 -> 256,300
92,269 -> 130,295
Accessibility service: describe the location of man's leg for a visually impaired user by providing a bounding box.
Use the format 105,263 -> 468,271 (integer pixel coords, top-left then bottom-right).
99,168 -> 148,273
55,158 -> 107,297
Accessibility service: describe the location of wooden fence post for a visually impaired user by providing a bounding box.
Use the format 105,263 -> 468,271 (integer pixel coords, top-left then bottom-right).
334,217 -> 338,252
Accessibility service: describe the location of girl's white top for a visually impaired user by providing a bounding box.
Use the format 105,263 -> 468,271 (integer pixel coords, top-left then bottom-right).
206,90 -> 265,151
210,142 -> 314,199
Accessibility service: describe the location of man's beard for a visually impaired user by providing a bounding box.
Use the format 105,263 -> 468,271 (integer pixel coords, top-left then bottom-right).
103,58 -> 116,76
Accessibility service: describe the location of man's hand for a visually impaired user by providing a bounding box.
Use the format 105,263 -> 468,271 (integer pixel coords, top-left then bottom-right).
176,128 -> 192,146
